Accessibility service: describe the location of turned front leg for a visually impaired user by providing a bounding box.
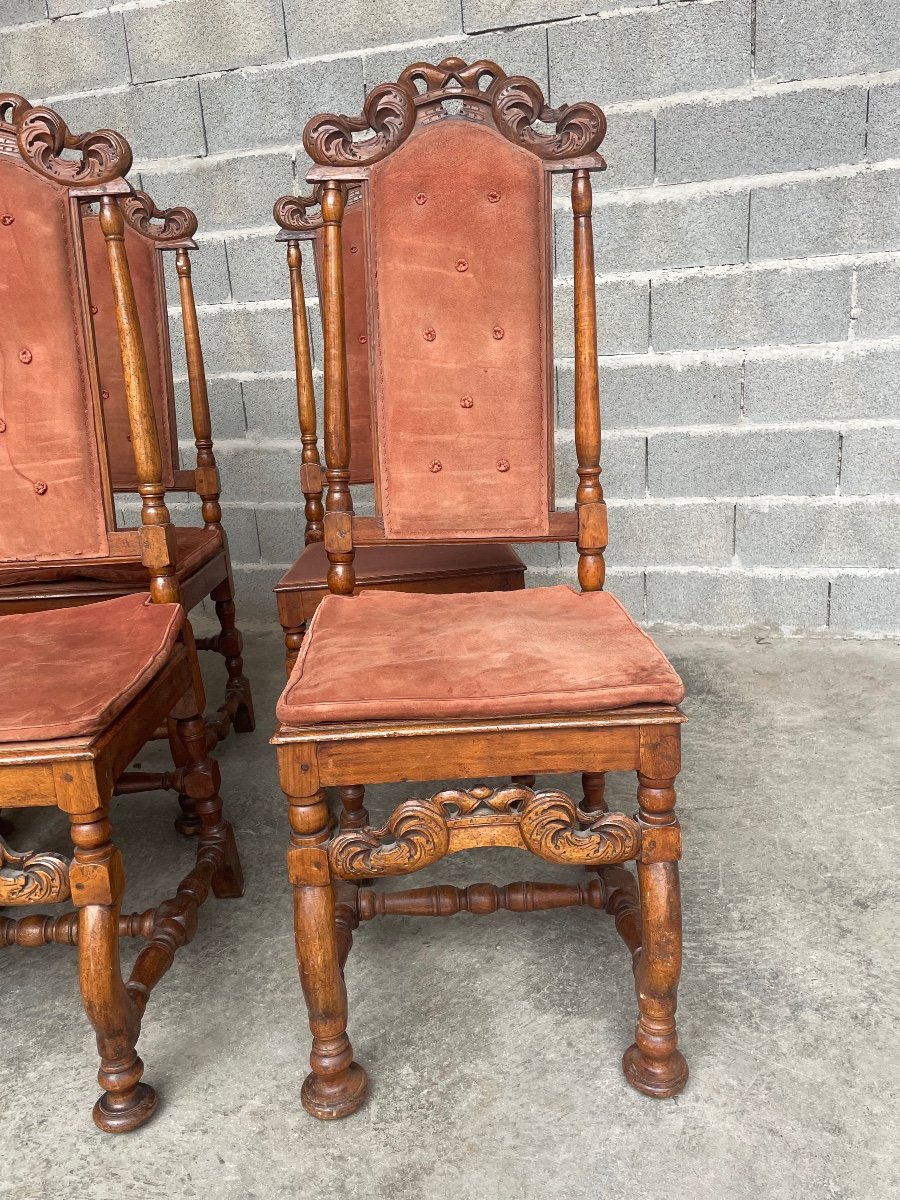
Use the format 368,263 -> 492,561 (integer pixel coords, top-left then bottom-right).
622,749 -> 688,1099
282,749 -> 367,1119
209,576 -> 255,733
69,807 -> 157,1133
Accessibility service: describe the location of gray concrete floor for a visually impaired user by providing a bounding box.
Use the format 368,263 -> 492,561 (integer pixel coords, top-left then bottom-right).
1,629 -> 898,1200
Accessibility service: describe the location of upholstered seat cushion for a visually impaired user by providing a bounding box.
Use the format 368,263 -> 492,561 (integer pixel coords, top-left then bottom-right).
0,526 -> 223,589
275,539 -> 524,592
276,585 -> 684,727
0,593 -> 184,743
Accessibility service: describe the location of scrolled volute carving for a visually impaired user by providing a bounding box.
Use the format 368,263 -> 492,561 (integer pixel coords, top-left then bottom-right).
398,56 -> 507,98
492,75 -> 607,160
0,92 -> 33,131
329,798 -> 449,879
433,783 -> 529,816
0,836 -> 71,905
120,188 -> 198,241
303,83 -> 416,166
15,106 -> 132,185
273,184 -> 325,232
520,793 -> 639,865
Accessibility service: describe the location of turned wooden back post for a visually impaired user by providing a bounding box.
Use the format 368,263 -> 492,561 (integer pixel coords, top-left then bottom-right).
298,59 -> 607,595
84,188 -> 224,534
0,94 -> 181,606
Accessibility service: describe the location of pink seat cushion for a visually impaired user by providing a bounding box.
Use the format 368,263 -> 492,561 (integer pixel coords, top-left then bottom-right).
0,593 -> 184,743
276,585 -> 684,727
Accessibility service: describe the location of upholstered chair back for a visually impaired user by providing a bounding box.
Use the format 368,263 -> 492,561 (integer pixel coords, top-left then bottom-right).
300,59 -> 608,587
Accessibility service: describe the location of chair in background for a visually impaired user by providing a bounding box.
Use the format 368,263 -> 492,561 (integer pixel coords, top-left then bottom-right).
0,95 -> 243,1131
271,184 -> 527,676
272,59 -> 689,1119
0,98 -> 254,760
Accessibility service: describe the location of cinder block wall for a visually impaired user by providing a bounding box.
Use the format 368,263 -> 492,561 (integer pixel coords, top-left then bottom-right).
2,0 -> 899,634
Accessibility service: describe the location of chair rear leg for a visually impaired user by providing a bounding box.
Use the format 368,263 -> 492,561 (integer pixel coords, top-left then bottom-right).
282,621 -> 306,678
69,806 -> 157,1133
176,712 -> 244,899
167,717 -> 201,837
210,576 -> 255,734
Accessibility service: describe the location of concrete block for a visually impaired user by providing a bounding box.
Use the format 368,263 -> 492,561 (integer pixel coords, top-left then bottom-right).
230,562 -> 287,619
867,81 -> 900,163
463,0 -> 653,36
218,504 -> 261,563
554,432 -> 646,502
256,503 -> 309,562
840,427 -> 900,496
174,376 -> 247,442
556,191 -> 748,275
284,0 -> 461,58
513,541 -> 561,571
366,26 -> 549,94
554,279 -> 649,356
163,238 -> 231,308
0,0 -> 47,28
171,304 -> 294,377
558,355 -> 743,430
744,345 -> 900,423
48,0 -> 104,13
651,265 -> 853,352
855,261 -> 900,340
126,0 -> 286,85
648,428 -> 839,498
214,442 -> 299,503
750,168 -> 900,260
656,85 -> 867,184
549,0 -> 750,106
0,11 -> 130,97
242,375 -> 316,439
50,80 -> 205,163
736,497 -> 900,567
646,569 -> 828,630
561,500 -> 734,568
226,232 -> 303,304
141,152 -> 294,233
756,0 -> 900,82
201,56 -> 363,156
829,572 -> 900,634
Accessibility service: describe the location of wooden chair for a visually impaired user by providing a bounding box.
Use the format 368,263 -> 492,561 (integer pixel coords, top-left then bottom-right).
272,58 -> 689,1119
0,95 -> 243,1131
0,94 -> 254,754
271,184 -> 526,677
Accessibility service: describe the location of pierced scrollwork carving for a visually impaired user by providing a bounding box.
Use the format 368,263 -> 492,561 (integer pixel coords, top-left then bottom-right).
120,188 -> 198,241
15,106 -> 132,185
0,836 -> 71,905
329,797 -> 449,879
491,75 -> 607,160
328,784 -> 641,881
520,793 -> 640,866
273,184 -> 325,232
303,83 -> 416,166
0,92 -> 33,131
398,56 -> 507,97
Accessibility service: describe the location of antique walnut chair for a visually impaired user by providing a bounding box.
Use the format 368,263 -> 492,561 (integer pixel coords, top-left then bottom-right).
0,95 -> 243,1131
0,93 -> 254,756
272,59 -> 689,1120
271,184 -> 526,678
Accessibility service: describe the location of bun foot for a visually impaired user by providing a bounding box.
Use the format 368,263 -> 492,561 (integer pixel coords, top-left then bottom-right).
301,1062 -> 368,1120
92,1082 -> 159,1133
622,1044 -> 688,1099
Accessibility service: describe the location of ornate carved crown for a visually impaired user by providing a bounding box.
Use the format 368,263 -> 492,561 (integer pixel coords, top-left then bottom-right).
302,57 -> 607,168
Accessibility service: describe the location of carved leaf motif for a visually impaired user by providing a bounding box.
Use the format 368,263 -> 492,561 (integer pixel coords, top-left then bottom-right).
491,76 -> 607,160
120,189 -> 198,241
303,83 -> 416,166
16,107 -> 132,185
273,185 -> 325,232
329,798 -> 449,879
520,792 -> 640,865
0,836 -> 71,905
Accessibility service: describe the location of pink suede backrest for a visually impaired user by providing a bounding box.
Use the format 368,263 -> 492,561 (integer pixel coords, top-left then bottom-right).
366,120 -> 551,540
83,211 -> 178,491
314,200 -> 374,485
0,156 -> 110,564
